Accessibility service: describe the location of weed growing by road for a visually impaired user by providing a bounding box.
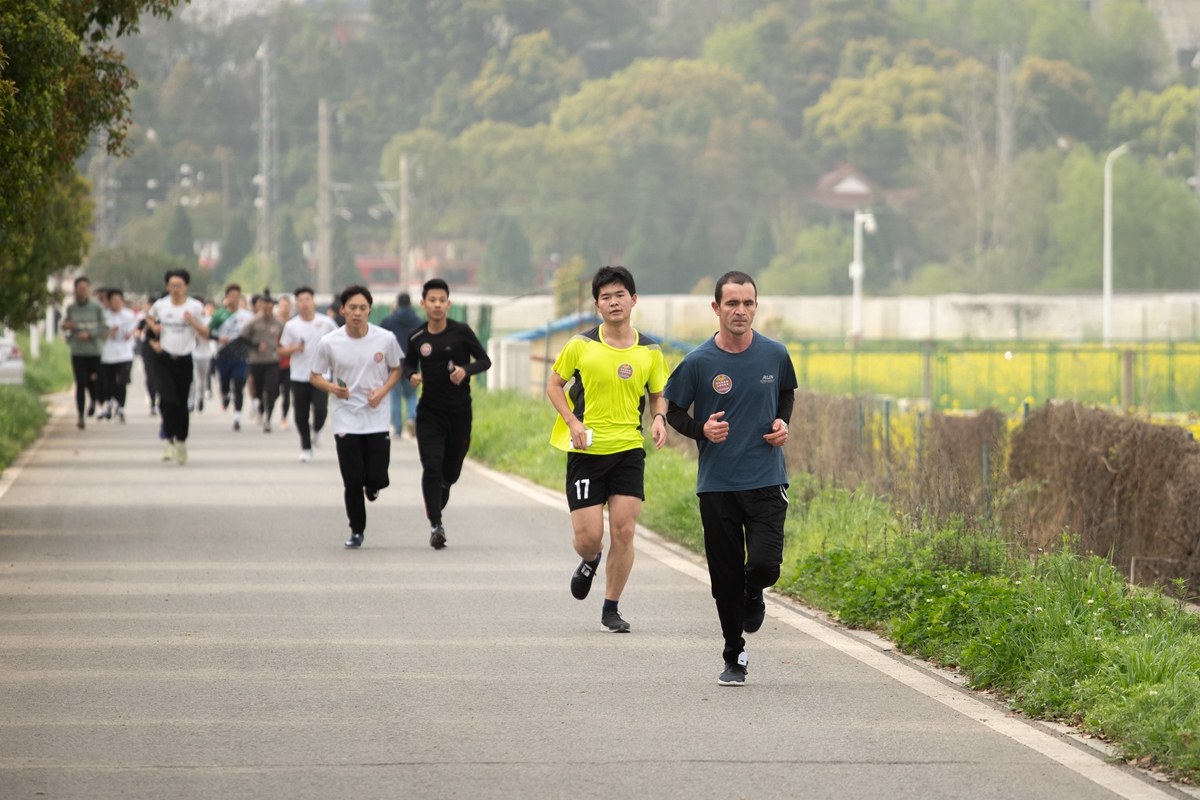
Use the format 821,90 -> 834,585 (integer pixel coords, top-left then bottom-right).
0,385 -> 47,472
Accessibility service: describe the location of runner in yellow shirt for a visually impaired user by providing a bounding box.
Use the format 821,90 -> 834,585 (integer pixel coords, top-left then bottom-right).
547,266 -> 668,633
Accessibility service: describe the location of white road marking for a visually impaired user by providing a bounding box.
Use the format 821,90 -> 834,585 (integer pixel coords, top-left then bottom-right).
467,459 -> 1177,800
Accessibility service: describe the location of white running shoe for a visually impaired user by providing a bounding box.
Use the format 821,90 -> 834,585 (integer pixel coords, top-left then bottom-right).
162,442 -> 175,461
299,449 -> 313,462
174,441 -> 188,465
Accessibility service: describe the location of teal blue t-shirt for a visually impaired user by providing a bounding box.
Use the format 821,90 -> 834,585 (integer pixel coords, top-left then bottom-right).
664,332 -> 798,493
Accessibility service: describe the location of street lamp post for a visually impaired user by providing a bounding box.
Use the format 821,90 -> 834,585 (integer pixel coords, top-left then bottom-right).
849,209 -> 877,344
1103,142 -> 1130,349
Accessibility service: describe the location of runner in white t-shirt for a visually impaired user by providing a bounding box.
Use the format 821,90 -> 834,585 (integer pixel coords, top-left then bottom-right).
309,285 -> 403,548
145,269 -> 209,465
279,286 -> 339,462
99,289 -> 137,423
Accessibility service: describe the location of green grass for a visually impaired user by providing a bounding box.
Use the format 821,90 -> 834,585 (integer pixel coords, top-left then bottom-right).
0,333 -> 72,473
473,389 -> 1200,783
781,490 -> 1200,781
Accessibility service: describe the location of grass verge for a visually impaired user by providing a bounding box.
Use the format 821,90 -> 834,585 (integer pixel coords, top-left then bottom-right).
473,389 -> 1200,783
0,335 -> 73,473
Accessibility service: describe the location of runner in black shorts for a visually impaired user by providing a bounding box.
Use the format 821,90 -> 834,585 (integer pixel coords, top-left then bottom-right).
547,266 -> 667,633
665,270 -> 798,686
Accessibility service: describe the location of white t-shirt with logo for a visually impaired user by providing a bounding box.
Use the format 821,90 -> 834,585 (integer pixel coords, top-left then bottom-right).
101,307 -> 137,364
149,296 -> 206,357
280,314 -> 340,384
309,324 -> 403,435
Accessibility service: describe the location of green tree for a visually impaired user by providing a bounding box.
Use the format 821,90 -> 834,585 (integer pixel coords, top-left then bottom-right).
164,204 -> 195,262
278,212 -> 308,291
553,255 -> 588,318
471,31 -> 584,127
480,215 -> 535,294
1014,57 -> 1105,146
331,216 -> 359,293
216,217 -> 255,285
1108,86 -> 1198,160
86,246 -> 192,297
623,191 -> 677,294
225,253 -> 283,299
0,0 -> 183,328
734,212 -> 777,276
759,225 -> 852,296
1043,147 -> 1200,291
674,212 -> 724,289
578,233 -> 604,274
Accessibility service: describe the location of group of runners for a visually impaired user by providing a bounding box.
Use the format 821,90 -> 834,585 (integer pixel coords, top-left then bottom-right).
64,262 -> 796,687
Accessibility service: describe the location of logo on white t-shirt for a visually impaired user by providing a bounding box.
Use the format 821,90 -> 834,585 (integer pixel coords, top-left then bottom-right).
712,374 -> 733,394
374,352 -> 384,363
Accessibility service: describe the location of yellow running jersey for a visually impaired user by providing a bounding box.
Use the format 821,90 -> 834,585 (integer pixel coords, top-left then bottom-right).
550,326 -> 668,455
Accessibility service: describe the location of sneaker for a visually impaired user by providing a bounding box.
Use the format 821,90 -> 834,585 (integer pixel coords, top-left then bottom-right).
87,400 -> 95,417
233,417 -> 241,431
77,416 -> 85,430
601,608 -> 630,633
571,557 -> 599,600
430,524 -> 446,550
403,419 -> 416,438
299,449 -> 314,463
345,532 -> 364,548
150,405 -> 159,417
162,442 -> 175,461
313,429 -> 324,448
116,407 -> 125,424
97,407 -> 111,421
744,591 -> 766,634
174,441 -> 188,465
365,487 -> 379,502
187,400 -> 195,412
197,396 -> 204,412
718,652 -> 749,686
263,421 -> 271,433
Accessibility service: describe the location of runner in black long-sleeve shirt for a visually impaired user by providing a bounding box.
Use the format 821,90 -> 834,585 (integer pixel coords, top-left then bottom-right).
403,278 -> 491,549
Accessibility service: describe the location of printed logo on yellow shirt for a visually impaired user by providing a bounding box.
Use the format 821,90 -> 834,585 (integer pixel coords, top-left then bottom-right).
617,363 -> 633,380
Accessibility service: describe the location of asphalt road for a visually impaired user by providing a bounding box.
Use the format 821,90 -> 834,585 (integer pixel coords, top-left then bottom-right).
0,388 -> 1172,799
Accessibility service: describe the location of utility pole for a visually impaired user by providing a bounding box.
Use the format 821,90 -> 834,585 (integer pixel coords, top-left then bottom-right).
993,48 -> 1014,251
399,152 -> 410,289
317,98 -> 332,296
1103,142 -> 1131,348
849,209 -> 877,345
255,37 -> 278,265
218,146 -> 231,237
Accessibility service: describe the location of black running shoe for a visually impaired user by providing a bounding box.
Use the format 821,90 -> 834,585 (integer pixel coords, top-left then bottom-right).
233,418 -> 241,431
718,652 -> 748,686
87,400 -> 95,418
744,591 -> 766,634
571,558 -> 598,600
600,608 -> 630,633
365,487 -> 379,502
345,532 -> 363,548
76,416 -> 85,430
430,524 -> 446,549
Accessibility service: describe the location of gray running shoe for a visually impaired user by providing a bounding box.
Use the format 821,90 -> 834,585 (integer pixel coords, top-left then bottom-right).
600,608 -> 630,633
744,591 -> 766,634
718,652 -> 749,686
345,533 -> 363,548
430,524 -> 446,550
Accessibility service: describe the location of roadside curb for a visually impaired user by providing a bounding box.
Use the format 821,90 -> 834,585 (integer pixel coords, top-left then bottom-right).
0,393 -> 71,504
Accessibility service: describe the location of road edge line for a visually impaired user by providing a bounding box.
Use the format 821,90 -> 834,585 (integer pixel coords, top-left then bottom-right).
0,395 -> 70,504
465,457 -> 1180,800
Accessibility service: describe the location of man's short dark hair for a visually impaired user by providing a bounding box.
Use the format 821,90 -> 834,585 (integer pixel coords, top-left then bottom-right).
108,288 -> 124,300
340,284 -> 373,307
224,283 -> 241,296
250,295 -> 261,307
591,265 -> 636,301
422,278 -> 449,299
164,268 -> 191,286
75,276 -> 90,286
397,292 -> 411,307
715,270 -> 757,304
294,286 -> 314,299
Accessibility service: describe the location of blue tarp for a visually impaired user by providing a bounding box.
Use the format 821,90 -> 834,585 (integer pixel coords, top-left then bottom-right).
506,312 -> 697,352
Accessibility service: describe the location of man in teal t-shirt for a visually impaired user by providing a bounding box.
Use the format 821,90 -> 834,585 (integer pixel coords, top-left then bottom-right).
62,277 -> 107,429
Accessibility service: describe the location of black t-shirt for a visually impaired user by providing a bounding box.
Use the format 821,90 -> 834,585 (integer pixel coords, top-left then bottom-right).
403,319 -> 491,413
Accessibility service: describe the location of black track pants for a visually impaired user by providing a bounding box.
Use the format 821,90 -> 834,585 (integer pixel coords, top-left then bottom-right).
101,361 -> 131,409
415,406 -> 472,526
249,363 -> 280,423
71,355 -> 100,417
334,432 -> 391,535
290,381 -> 328,450
155,352 -> 193,442
699,487 -> 789,664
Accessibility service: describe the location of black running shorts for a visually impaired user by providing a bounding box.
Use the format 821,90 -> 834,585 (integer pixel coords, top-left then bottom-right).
565,448 -> 646,511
